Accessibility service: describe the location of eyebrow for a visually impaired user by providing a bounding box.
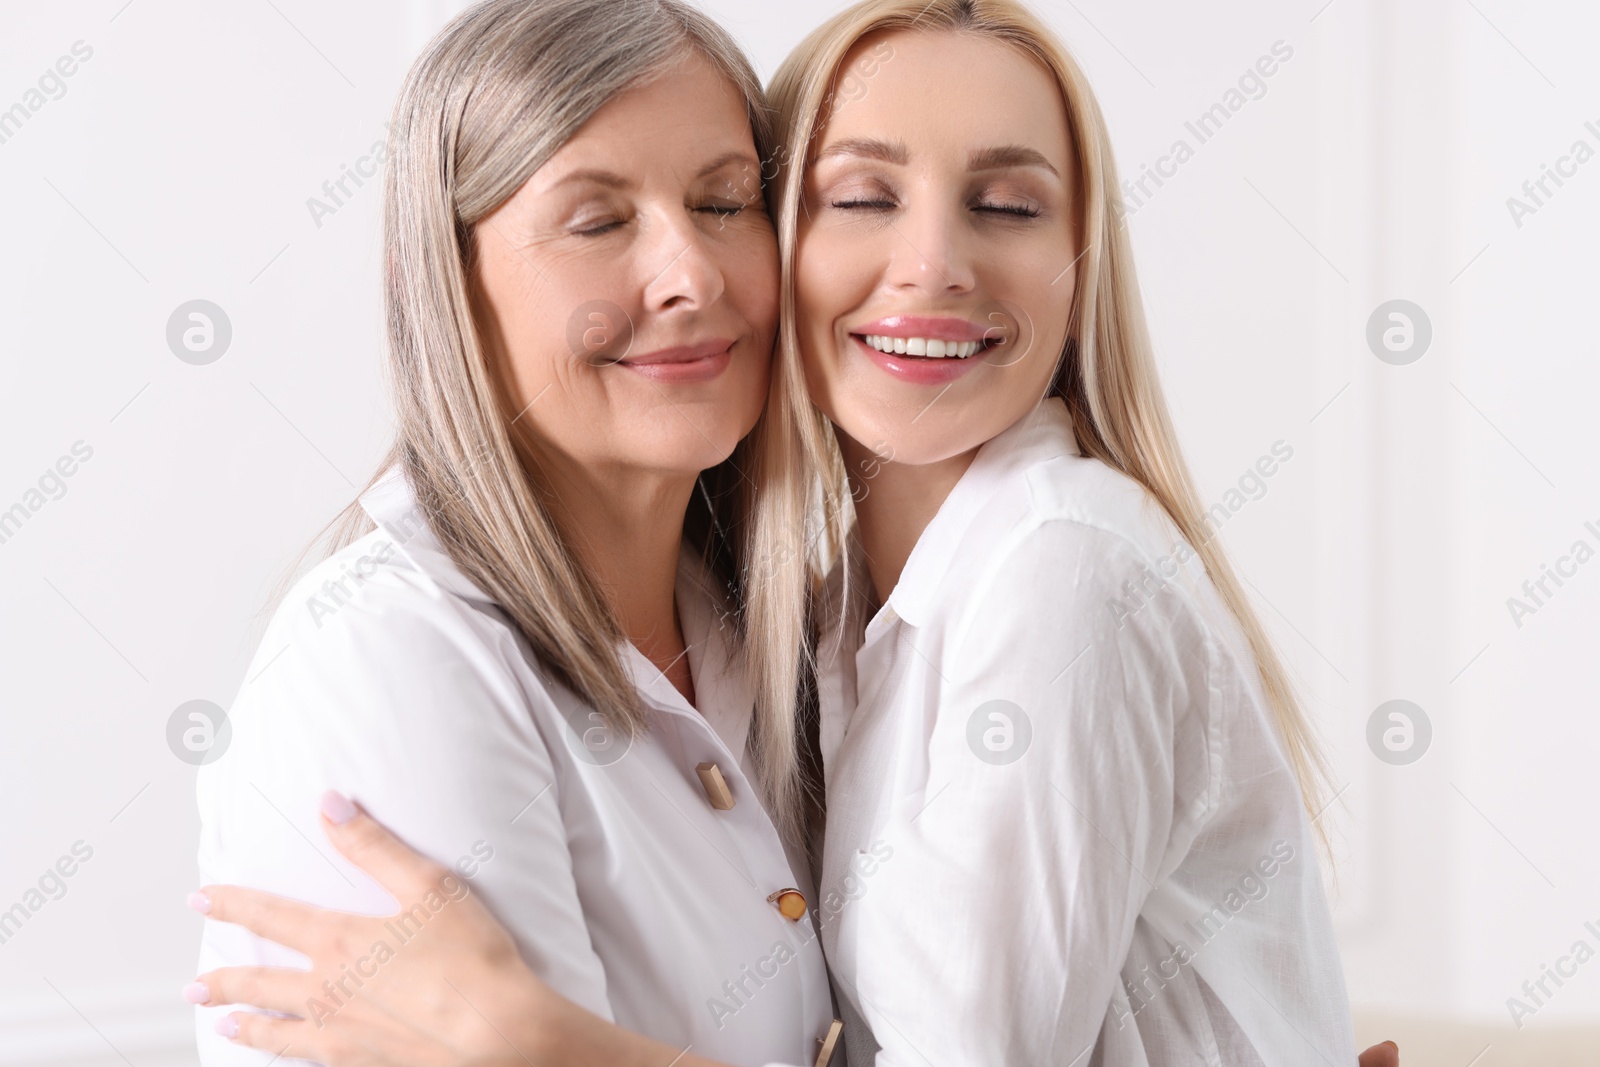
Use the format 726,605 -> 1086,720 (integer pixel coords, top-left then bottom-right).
550,168 -> 632,191
816,137 -> 1060,178
548,150 -> 761,192
694,149 -> 762,179
968,144 -> 1060,178
816,137 -> 909,165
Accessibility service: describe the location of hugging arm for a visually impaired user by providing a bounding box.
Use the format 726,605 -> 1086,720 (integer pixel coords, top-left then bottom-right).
194,793 -> 1396,1067
191,596 -> 611,1063
194,550 -> 1389,1067
193,798 -> 769,1067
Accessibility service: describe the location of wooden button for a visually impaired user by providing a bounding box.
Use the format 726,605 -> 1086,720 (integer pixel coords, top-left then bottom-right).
696,762 -> 735,810
813,1019 -> 843,1067
767,887 -> 807,921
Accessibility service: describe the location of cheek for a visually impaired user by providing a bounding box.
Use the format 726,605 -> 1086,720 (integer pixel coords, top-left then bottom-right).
728,236 -> 780,343
792,238 -> 848,418
996,264 -> 1074,388
476,250 -> 633,451
794,230 -> 863,359
793,233 -> 823,332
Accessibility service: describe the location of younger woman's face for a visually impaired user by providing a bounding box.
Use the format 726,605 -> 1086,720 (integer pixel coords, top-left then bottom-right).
472,54 -> 776,485
796,29 -> 1080,470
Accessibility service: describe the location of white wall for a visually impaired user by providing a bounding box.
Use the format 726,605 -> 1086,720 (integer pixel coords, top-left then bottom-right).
1,1 -> 1594,1063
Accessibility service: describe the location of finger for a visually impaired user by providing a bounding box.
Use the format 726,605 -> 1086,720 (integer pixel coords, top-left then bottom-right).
1357,1040 -> 1399,1067
192,965 -> 316,1015
194,883 -> 329,952
219,1009 -> 320,1062
319,790 -> 451,898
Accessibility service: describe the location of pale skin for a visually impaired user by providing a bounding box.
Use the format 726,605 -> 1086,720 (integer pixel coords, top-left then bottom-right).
794,27 -> 1078,604
191,28 -> 1400,1067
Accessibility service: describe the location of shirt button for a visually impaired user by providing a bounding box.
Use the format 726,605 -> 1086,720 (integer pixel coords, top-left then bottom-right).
767,887 -> 807,921
814,1019 -> 843,1067
695,762 -> 735,810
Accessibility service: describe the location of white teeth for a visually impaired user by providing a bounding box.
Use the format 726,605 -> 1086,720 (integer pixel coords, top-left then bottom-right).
860,335 -> 981,359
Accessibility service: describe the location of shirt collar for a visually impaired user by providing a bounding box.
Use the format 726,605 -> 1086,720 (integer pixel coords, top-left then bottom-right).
883,396 -> 1080,629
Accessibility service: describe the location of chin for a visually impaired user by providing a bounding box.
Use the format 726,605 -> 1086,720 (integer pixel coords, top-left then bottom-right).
651,431 -> 746,476
837,400 -> 994,467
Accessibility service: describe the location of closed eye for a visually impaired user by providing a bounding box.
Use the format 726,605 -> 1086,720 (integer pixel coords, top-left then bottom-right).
831,198 -> 897,211
976,202 -> 1041,219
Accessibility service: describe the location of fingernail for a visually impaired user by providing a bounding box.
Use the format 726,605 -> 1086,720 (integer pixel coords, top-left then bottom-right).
1384,1042 -> 1399,1051
183,981 -> 209,1005
214,1014 -> 239,1038
187,891 -> 211,914
321,789 -> 357,825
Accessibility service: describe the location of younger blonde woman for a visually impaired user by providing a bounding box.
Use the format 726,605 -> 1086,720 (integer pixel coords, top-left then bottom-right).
190,2 -> 1397,1064
766,3 -> 1352,1062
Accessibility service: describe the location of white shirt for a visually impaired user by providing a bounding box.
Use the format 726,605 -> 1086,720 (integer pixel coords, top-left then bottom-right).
814,398 -> 1357,1066
195,465 -> 834,1067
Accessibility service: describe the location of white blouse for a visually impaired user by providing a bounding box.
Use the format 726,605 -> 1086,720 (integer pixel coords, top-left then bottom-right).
194,465 -> 835,1067
813,398 -> 1357,1066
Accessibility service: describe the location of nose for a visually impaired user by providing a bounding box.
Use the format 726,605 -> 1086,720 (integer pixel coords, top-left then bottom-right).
641,212 -> 726,314
884,196 -> 976,296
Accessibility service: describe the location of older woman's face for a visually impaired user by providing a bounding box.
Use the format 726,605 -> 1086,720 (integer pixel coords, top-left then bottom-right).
473,55 -> 775,483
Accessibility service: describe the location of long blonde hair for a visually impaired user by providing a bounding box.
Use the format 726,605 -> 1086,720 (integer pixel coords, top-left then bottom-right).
761,0 -> 1332,835
277,0 -> 813,836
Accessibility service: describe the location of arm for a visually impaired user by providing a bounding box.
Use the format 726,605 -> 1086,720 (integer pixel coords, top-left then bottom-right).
193,583 -> 611,1063
194,795 -> 1394,1067
191,795 -> 760,1067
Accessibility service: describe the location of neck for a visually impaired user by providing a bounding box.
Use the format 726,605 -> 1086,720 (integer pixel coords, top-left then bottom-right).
522,440 -> 696,702
840,432 -> 978,608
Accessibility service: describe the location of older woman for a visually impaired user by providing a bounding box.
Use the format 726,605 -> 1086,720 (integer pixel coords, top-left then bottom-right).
187,0 -> 834,1063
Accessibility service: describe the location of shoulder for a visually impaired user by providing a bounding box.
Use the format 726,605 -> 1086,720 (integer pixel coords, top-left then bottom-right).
200,531 -> 565,845
234,529 -> 549,741
269,530 -> 491,661
959,451 -> 1209,630
1024,450 -> 1191,571
937,455 -> 1272,756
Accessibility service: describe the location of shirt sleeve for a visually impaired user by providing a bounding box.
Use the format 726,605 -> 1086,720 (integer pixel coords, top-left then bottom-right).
194,567 -> 612,1065
851,518 -> 1217,1066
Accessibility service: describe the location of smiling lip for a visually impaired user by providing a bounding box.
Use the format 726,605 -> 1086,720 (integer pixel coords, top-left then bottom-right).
851,316 -> 992,342
851,335 -> 987,385
847,315 -> 999,384
617,338 -> 735,383
849,315 -> 1002,359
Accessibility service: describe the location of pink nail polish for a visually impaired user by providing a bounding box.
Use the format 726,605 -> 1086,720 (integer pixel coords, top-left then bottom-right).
214,1015 -> 239,1038
321,789 -> 358,824
187,891 -> 211,914
183,981 -> 209,1005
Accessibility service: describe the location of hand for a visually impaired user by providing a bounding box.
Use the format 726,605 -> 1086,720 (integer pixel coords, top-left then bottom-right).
1358,1040 -> 1400,1067
187,791 -> 554,1067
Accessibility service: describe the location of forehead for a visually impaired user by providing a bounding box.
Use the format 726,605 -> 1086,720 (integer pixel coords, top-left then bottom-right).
544,54 -> 753,169
816,28 -> 1072,167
